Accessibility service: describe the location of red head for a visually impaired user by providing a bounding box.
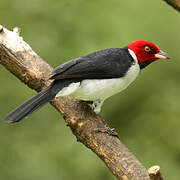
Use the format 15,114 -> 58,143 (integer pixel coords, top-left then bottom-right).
128,40 -> 170,63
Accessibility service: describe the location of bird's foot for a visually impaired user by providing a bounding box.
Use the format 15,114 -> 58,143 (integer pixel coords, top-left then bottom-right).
92,100 -> 104,114
94,124 -> 118,137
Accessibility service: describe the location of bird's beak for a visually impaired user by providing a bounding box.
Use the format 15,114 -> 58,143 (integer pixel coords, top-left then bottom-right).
155,50 -> 170,60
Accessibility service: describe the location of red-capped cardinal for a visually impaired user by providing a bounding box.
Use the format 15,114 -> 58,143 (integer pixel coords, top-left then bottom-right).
4,40 -> 170,123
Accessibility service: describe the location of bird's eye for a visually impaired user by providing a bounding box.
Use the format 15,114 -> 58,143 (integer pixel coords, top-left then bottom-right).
144,46 -> 151,53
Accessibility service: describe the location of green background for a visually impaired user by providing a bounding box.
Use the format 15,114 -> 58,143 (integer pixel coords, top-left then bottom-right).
0,0 -> 179,179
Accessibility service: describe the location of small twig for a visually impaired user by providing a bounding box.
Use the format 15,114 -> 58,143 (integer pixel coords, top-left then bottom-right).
163,0 -> 180,12
148,165 -> 164,180
0,25 -> 3,33
13,27 -> 21,36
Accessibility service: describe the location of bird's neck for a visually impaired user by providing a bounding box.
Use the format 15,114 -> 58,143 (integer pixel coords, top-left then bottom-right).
126,47 -> 153,70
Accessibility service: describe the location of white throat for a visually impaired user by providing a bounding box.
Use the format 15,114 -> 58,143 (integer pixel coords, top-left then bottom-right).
128,49 -> 138,62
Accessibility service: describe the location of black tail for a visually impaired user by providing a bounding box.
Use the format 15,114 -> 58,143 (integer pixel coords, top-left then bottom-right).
4,85 -> 56,123
4,79 -> 79,123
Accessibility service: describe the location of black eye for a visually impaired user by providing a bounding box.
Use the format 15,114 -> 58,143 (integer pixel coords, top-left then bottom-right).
144,46 -> 151,53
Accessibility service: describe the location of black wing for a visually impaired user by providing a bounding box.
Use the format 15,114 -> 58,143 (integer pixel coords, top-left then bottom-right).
50,47 -> 134,80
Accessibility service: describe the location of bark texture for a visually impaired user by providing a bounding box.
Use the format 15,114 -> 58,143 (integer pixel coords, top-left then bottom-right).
163,0 -> 180,11
0,26 -> 160,180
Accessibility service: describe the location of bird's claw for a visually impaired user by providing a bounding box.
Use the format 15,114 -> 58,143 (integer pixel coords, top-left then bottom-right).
94,124 -> 118,137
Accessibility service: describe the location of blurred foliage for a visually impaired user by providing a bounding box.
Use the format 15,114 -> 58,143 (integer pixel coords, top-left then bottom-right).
0,0 -> 180,179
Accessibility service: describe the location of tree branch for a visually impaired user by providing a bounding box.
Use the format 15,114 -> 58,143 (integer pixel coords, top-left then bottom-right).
162,0 -> 180,12
0,25 -> 156,180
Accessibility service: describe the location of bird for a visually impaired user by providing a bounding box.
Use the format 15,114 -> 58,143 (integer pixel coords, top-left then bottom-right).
4,40 -> 170,123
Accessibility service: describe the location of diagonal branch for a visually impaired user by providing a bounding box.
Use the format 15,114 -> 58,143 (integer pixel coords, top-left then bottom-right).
0,25 -> 152,180
162,0 -> 180,12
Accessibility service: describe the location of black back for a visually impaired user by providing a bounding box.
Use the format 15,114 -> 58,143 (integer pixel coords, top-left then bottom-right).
51,47 -> 135,80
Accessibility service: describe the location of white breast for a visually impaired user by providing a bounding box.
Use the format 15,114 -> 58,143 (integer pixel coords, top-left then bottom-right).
70,60 -> 140,100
